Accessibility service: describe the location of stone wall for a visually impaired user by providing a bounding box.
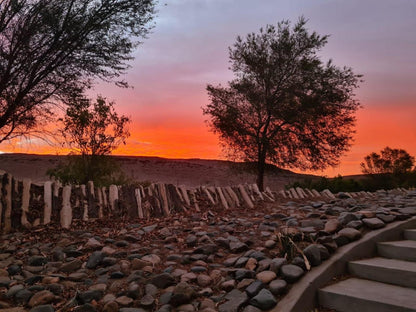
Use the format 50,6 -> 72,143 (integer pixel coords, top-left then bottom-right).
0,172 -> 375,233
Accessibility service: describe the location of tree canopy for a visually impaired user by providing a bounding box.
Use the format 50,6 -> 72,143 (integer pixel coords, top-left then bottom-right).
0,0 -> 155,143
204,18 -> 362,190
361,147 -> 415,174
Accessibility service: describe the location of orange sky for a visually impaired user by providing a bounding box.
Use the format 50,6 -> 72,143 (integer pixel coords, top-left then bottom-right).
1,1 -> 416,177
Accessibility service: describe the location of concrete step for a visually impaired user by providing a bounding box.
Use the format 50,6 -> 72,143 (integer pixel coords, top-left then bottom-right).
319,277 -> 416,312
377,240 -> 416,261
349,257 -> 416,288
404,229 -> 416,241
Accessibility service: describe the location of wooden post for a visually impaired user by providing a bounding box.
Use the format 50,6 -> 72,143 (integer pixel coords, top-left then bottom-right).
252,184 -> 264,200
97,188 -> 104,218
135,188 -> 144,219
87,181 -> 96,218
216,187 -> 229,209
158,183 -> 170,216
3,174 -> 12,233
189,189 -> 200,212
238,185 -> 254,209
225,186 -> 240,207
43,181 -> 52,224
178,186 -> 191,206
61,185 -> 72,229
81,185 -> 88,221
21,178 -> 31,227
109,185 -> 118,211
101,187 -> 108,212
202,186 -> 216,205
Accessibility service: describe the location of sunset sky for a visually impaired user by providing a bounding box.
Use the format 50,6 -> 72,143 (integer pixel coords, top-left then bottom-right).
2,0 -> 416,176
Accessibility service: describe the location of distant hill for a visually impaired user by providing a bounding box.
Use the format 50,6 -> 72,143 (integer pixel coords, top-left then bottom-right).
0,153 -> 316,190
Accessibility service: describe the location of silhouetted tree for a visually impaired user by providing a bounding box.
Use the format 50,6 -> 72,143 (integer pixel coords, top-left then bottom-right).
48,96 -> 130,185
0,0 -> 155,143
203,18 -> 362,190
361,147 -> 415,174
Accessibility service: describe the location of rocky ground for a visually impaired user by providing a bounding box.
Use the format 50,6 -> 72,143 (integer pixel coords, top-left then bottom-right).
1,189 -> 416,312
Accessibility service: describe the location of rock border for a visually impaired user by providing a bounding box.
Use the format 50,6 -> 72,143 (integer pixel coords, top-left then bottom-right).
273,216 -> 416,312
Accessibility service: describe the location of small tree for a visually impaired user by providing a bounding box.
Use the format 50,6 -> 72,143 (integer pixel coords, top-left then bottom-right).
361,147 -> 415,174
0,0 -> 155,143
48,96 -> 130,185
203,18 -> 361,190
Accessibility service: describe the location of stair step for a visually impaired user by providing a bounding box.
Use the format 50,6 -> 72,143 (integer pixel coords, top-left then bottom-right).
319,277 -> 416,312
349,257 -> 416,288
404,229 -> 416,241
377,240 -> 416,261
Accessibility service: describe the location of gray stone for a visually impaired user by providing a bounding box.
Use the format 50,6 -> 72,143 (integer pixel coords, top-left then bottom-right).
30,305 -> 55,312
28,256 -> 48,267
338,212 -> 358,225
230,241 -> 249,253
249,288 -> 277,310
362,217 -> 385,229
245,280 -> 264,297
269,279 -> 287,295
303,244 -> 321,267
79,290 -> 103,304
346,220 -> 363,229
150,273 -> 176,289
269,258 -> 287,273
280,265 -> 304,283
219,289 -> 248,312
170,282 -> 195,307
60,259 -> 82,273
86,251 -> 104,269
338,228 -> 362,241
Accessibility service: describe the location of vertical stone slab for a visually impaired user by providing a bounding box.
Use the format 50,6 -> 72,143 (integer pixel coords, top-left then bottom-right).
202,187 -> 216,205
43,181 -> 52,224
109,185 -> 118,211
189,189 -> 200,212
252,184 -> 264,200
81,185 -> 88,221
97,188 -> 104,218
225,186 -> 240,207
295,187 -> 306,199
158,183 -> 170,216
238,184 -> 254,209
289,188 -> 299,199
216,187 -> 229,209
135,188 -> 143,219
278,190 -> 287,198
21,178 -> 31,227
3,174 -> 12,233
87,181 -> 96,218
179,186 -> 191,206
61,185 -> 72,229
101,187 -> 108,212
265,187 -> 275,200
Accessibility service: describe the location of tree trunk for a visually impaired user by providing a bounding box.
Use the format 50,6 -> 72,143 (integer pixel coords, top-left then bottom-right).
256,151 -> 266,192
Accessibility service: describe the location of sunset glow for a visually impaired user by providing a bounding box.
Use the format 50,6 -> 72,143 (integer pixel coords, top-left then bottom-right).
1,0 -> 416,177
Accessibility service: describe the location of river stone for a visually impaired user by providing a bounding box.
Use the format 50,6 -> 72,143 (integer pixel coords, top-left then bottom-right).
229,242 -> 249,253
376,214 -> 396,223
28,256 -> 48,267
280,265 -> 304,283
245,280 -> 264,297
255,271 -> 276,284
140,294 -> 155,308
170,282 -> 195,306
269,258 -> 287,273
303,244 -> 321,267
324,219 -> 340,233
28,290 -> 55,307
362,217 -> 385,229
249,288 -> 277,310
86,251 -> 104,269
338,212 -> 358,225
242,306 -> 262,312
345,220 -> 363,229
29,305 -> 55,312
338,228 -> 362,241
269,279 -> 287,295
60,259 -> 82,273
219,289 -> 248,312
79,290 -> 103,303
150,273 -> 175,289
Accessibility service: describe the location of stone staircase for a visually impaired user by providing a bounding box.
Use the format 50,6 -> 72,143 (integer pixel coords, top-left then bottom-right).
319,229 -> 416,312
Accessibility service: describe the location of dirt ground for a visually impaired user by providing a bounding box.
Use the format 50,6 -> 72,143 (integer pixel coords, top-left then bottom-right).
0,153 -> 313,190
